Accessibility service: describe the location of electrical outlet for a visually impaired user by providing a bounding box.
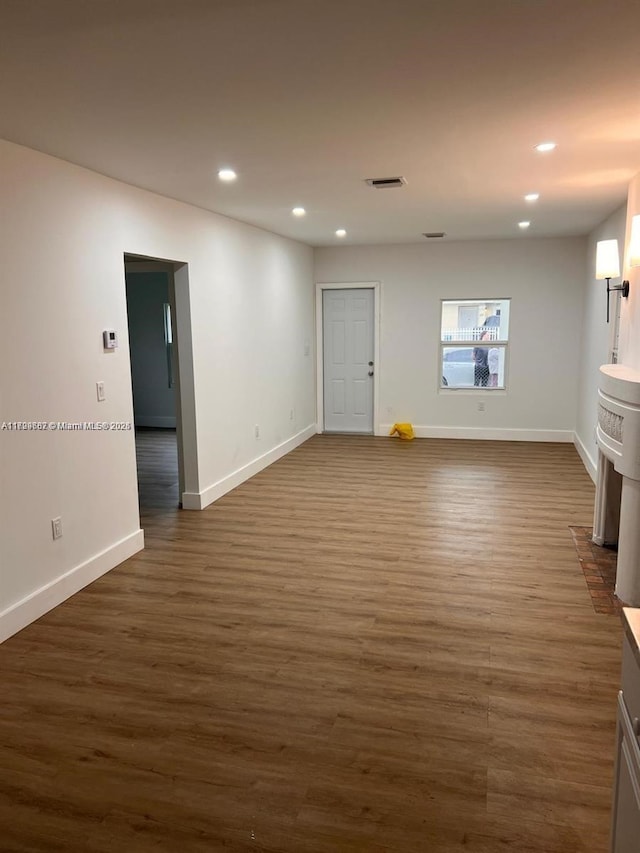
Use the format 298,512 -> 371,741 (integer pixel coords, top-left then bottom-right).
477,402 -> 485,412
96,381 -> 105,402
51,517 -> 63,540
254,424 -> 260,439
304,341 -> 310,356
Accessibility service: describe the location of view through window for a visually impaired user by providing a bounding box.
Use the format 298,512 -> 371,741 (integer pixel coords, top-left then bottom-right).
440,299 -> 510,389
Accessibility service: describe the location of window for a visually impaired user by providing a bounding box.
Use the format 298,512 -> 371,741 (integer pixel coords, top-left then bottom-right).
163,303 -> 175,388
440,299 -> 510,389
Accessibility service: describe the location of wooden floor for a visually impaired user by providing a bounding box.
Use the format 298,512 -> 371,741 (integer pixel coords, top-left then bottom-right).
134,427 -> 179,511
0,436 -> 624,852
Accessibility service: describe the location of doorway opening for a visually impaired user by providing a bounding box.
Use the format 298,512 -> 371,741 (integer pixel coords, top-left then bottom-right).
124,255 -> 198,516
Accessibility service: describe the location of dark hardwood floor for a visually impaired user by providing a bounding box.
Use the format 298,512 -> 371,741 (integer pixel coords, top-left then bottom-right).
134,427 -> 179,511
0,436 -> 623,851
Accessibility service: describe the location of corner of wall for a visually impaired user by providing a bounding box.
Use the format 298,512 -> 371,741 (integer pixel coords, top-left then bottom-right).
0,530 -> 144,644
573,431 -> 597,483
183,424 -> 316,510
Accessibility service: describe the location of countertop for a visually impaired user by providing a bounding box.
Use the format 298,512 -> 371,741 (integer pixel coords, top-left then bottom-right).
600,364 -> 640,406
622,608 -> 640,667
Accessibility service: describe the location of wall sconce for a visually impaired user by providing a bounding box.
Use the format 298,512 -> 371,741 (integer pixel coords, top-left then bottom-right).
595,239 -> 629,323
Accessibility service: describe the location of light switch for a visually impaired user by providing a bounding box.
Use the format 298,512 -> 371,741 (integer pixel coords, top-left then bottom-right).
96,381 -> 105,402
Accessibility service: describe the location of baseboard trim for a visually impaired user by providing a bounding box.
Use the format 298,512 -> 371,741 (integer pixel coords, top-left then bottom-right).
381,424 -> 574,442
183,424 -> 317,510
135,416 -> 176,429
573,431 -> 597,483
0,529 -> 144,644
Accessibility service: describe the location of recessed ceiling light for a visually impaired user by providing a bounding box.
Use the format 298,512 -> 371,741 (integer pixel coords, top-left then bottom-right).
335,229 -> 347,238
535,142 -> 556,153
218,168 -> 237,182
524,193 -> 540,202
518,221 -> 531,229
292,207 -> 306,217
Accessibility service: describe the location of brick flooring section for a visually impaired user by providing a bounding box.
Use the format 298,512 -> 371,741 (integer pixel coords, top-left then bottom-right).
568,525 -> 622,615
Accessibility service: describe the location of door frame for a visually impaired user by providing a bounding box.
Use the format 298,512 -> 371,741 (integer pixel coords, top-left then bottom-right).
124,255 -> 200,510
315,281 -> 381,435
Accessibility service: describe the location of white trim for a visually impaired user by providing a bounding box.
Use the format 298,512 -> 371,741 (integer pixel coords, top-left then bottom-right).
574,430 -> 597,483
134,416 -> 177,428
438,388 -> 508,397
0,529 -> 144,644
183,424 -> 316,510
316,281 -> 381,435
381,424 -> 574,442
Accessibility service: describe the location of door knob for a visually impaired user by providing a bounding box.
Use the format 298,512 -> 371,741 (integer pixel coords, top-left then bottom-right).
368,370 -> 374,376
368,361 -> 374,366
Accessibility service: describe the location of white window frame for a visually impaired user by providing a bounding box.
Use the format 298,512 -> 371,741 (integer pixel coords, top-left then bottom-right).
439,298 -> 510,391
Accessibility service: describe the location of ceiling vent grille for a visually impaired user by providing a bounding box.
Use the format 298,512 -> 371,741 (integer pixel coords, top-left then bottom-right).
423,232 -> 446,239
365,176 -> 407,189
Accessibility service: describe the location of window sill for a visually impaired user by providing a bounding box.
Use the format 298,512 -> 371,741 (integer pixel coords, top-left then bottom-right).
438,387 -> 508,396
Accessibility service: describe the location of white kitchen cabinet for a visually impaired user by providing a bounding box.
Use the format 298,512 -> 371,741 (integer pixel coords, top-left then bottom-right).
611,610 -> 640,853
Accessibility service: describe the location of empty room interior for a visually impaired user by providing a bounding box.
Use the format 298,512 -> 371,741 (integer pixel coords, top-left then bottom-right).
3,1 -> 640,851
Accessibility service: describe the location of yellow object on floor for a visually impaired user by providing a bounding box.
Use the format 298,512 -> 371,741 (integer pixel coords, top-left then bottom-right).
389,422 -> 415,440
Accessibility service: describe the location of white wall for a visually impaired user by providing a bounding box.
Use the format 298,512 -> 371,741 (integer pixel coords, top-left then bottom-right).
315,239 -> 586,439
619,172 -> 640,369
574,205 -> 627,479
0,140 -> 315,642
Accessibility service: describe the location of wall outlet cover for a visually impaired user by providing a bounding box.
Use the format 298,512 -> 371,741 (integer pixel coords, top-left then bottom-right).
51,517 -> 63,540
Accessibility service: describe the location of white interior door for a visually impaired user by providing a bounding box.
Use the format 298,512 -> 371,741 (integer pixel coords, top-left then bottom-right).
458,306 -> 478,329
322,288 -> 374,433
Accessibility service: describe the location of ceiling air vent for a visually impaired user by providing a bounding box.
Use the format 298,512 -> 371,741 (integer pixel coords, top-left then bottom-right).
423,232 -> 446,239
365,176 -> 407,189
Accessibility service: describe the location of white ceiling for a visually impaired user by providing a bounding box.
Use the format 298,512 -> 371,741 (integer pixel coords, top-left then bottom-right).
2,0 -> 640,246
